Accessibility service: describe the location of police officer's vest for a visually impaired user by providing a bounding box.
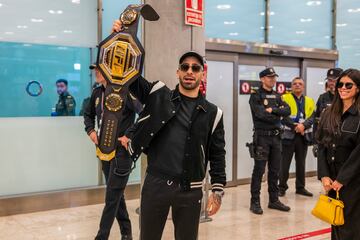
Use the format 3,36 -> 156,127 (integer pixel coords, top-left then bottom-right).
281,93 -> 315,143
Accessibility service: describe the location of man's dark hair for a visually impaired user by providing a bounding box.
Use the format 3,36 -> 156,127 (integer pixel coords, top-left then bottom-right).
56,79 -> 68,86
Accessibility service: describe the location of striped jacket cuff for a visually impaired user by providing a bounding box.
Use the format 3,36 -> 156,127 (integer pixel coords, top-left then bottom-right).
211,183 -> 224,192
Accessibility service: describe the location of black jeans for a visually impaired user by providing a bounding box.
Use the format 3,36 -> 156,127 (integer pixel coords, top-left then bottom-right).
250,134 -> 281,203
95,152 -> 132,240
279,134 -> 308,192
140,173 -> 203,240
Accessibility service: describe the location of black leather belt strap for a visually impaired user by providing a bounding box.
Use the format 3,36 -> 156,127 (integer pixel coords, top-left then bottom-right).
255,129 -> 281,136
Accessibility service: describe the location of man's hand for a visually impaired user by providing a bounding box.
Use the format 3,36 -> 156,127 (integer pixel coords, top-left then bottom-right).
295,123 -> 305,135
207,192 -> 223,216
321,177 -> 333,192
118,136 -> 130,150
89,131 -> 98,145
112,20 -> 123,33
332,180 -> 343,192
265,107 -> 273,113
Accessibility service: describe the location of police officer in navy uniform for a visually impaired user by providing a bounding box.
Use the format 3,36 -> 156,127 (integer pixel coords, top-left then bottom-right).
249,67 -> 291,214
84,64 -> 142,240
313,68 -> 343,134
55,79 -> 76,116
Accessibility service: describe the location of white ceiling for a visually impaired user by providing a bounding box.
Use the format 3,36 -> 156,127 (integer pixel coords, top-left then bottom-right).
0,0 -> 97,47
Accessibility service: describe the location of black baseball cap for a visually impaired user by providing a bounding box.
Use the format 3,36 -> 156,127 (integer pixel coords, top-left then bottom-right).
259,67 -> 279,78
89,63 -> 97,70
179,51 -> 204,67
326,68 -> 343,80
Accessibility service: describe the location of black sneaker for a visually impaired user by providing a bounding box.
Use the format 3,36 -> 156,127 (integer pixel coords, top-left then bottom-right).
268,200 -> 290,212
250,201 -> 263,215
296,188 -> 313,197
121,235 -> 133,240
279,190 -> 286,197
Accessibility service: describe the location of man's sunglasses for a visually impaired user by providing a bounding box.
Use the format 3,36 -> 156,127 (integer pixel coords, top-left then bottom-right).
337,82 -> 355,89
179,63 -> 203,73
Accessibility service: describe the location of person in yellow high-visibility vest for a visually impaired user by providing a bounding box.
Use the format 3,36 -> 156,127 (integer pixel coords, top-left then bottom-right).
279,77 -> 315,197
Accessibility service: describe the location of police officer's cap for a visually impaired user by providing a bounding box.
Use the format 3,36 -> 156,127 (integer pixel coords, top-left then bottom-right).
326,68 -> 343,80
259,67 -> 279,78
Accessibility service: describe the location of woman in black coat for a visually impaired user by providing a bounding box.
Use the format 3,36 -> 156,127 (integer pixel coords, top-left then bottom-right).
317,68 -> 360,239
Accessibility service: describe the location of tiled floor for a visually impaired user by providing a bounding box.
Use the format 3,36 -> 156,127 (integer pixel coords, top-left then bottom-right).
0,177 -> 330,240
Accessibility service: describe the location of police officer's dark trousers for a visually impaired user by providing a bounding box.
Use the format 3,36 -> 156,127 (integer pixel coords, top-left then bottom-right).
95,151 -> 132,240
279,134 -> 307,192
250,132 -> 281,203
140,173 -> 203,240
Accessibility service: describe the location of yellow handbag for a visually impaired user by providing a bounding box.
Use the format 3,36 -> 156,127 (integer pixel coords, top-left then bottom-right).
311,191 -> 344,226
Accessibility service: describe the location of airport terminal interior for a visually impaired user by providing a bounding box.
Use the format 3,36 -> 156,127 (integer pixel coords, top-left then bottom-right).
1,0 -> 360,239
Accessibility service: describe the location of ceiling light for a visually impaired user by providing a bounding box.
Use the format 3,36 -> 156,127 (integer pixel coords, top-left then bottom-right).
57,47 -> 68,50
71,0 -> 80,4
23,43 -> 32,47
296,31 -> 306,34
300,18 -> 312,22
224,21 -> 235,25
306,1 -> 322,6
48,35 -> 57,39
260,26 -> 273,30
49,10 -> 63,14
0,3 -> 2,7
336,23 -> 347,27
31,18 -> 43,23
348,8 -> 360,13
63,30 -> 73,33
229,32 -> 239,36
260,11 -> 275,16
324,35 -> 330,39
17,25 -> 28,29
216,4 -> 231,10
4,32 -> 14,35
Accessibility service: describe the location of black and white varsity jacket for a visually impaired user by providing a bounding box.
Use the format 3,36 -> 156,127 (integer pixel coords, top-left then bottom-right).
126,77 -> 226,192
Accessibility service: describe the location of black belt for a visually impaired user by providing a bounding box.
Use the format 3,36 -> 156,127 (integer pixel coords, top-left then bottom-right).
255,129 -> 281,136
147,165 -> 182,184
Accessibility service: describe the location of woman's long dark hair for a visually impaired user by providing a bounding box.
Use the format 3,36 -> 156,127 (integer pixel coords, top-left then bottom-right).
316,68 -> 360,146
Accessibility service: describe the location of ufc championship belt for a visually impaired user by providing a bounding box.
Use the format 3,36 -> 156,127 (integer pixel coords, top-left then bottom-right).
96,4 -> 159,161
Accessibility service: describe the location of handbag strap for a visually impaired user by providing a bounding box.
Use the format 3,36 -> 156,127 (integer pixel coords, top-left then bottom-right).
336,190 -> 339,200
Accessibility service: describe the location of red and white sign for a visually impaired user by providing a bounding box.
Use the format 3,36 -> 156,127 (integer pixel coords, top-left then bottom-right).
185,0 -> 204,27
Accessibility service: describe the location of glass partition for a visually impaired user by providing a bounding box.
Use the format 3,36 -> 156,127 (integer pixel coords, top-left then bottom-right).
0,0 -> 142,196
205,0 -> 265,42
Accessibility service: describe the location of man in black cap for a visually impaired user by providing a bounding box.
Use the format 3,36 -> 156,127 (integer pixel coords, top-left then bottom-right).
116,50 -> 226,240
54,79 -> 76,116
84,64 -> 143,240
312,68 -> 343,156
248,67 -> 291,215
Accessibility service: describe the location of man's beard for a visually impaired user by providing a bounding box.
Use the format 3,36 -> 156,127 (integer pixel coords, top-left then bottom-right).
179,77 -> 200,90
